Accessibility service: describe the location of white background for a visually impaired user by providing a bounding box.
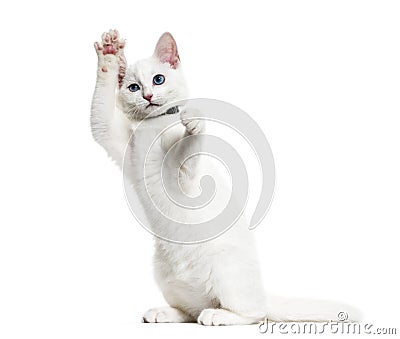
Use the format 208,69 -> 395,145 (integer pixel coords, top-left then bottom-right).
0,1 -> 399,338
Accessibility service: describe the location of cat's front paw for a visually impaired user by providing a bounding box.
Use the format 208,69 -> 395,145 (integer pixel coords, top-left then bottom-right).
94,29 -> 127,83
180,107 -> 204,135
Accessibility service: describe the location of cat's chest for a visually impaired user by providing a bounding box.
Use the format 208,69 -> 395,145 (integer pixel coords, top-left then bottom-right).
154,242 -> 210,280
129,120 -> 185,163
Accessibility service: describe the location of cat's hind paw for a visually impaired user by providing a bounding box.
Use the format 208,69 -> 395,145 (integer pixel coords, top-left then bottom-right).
197,308 -> 256,326
142,306 -> 193,323
197,309 -> 227,326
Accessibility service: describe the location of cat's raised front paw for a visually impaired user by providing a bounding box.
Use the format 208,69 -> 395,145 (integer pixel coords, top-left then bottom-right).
95,29 -> 125,55
94,29 -> 127,83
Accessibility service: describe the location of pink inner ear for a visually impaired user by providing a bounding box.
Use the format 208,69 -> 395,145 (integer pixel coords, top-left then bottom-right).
154,33 -> 180,69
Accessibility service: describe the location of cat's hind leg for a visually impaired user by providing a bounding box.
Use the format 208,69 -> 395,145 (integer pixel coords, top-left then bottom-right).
142,306 -> 195,323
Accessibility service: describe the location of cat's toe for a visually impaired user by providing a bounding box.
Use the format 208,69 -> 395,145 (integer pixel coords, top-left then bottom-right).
110,29 -> 120,42
101,31 -> 111,45
94,42 -> 102,52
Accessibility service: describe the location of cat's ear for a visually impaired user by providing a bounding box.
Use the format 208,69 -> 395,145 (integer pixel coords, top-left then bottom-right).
154,32 -> 180,69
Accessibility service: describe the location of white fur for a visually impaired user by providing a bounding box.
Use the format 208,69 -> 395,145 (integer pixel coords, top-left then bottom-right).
91,31 -> 361,325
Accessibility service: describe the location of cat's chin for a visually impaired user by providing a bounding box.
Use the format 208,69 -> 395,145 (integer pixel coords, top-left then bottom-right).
124,106 -> 163,121
146,103 -> 161,109
124,101 -> 180,121
144,104 -> 163,117
143,104 -> 176,119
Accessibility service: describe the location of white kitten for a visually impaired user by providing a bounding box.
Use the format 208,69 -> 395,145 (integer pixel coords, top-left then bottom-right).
91,30 -> 360,325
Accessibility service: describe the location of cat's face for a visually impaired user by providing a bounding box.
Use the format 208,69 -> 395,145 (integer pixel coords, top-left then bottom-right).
119,33 -> 188,120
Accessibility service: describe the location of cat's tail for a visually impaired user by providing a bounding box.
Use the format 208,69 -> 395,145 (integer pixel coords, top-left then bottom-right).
264,295 -> 362,322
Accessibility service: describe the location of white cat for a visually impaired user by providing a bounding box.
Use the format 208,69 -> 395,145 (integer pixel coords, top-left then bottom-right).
91,29 -> 360,325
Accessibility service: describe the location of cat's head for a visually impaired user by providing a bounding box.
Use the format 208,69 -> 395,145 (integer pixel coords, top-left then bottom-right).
119,32 -> 188,120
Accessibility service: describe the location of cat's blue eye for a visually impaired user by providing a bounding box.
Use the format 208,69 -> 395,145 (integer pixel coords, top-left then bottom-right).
128,83 -> 140,92
153,74 -> 165,85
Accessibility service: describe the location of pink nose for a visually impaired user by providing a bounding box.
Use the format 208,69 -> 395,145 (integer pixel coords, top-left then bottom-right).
143,94 -> 153,102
